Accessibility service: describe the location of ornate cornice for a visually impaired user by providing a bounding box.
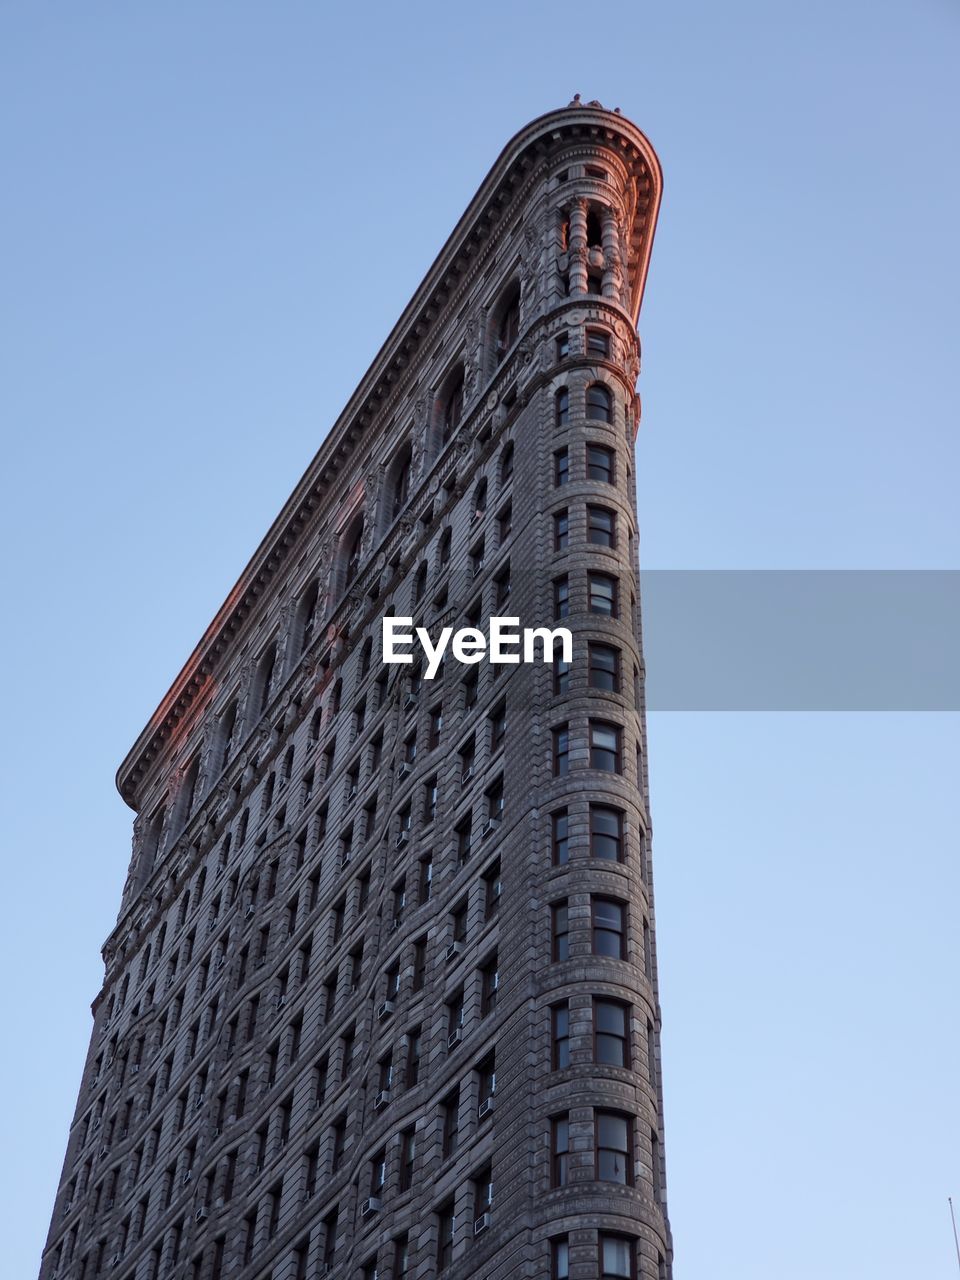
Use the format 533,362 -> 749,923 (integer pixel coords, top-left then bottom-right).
116,103 -> 662,810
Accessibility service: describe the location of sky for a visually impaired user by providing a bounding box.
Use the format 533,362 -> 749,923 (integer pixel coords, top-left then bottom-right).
1,2 -> 958,1277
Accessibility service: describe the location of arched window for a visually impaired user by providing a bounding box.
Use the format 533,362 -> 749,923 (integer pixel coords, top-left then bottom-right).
343,519 -> 364,590
586,384 -> 613,424
499,441 -> 514,485
441,370 -> 464,447
555,388 -> 570,427
494,282 -> 521,365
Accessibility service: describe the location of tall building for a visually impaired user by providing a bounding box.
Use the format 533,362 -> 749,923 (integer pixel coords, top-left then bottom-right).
41,100 -> 669,1280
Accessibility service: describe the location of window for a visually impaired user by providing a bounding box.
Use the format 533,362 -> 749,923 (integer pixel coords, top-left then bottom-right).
477,1052 -> 496,1108
498,502 -> 513,543
586,329 -> 611,358
398,1127 -> 416,1192
437,1202 -> 455,1270
405,1028 -> 422,1087
596,1113 -> 633,1184
322,1208 -> 339,1269
428,704 -> 443,749
330,1116 -> 346,1171
489,702 -> 506,752
482,859 -> 501,919
344,519 -> 364,589
391,447 -> 412,521
555,332 -> 569,361
423,777 -> 438,825
592,898 -> 626,958
394,1234 -> 410,1278
438,526 -> 452,568
456,814 -> 472,866
472,1164 -> 493,1222
553,659 -> 570,695
588,505 -> 616,548
600,1235 -> 636,1280
442,372 -> 464,445
551,1115 -> 569,1187
551,809 -> 569,865
552,725 -> 569,777
595,999 -> 630,1067
587,443 -> 615,483
412,937 -> 427,992
418,855 -> 433,905
552,1238 -> 570,1280
470,539 -> 485,577
441,1088 -> 459,1158
589,643 -> 620,691
554,387 -> 569,427
553,576 -> 570,620
551,902 -> 569,962
554,447 -> 569,487
500,441 -> 514,484
553,509 -> 569,552
479,953 -> 499,1017
494,561 -> 511,608
496,284 -> 520,362
463,668 -> 479,712
589,721 -> 621,772
586,383 -> 613,423
590,805 -> 624,861
552,1002 -> 570,1069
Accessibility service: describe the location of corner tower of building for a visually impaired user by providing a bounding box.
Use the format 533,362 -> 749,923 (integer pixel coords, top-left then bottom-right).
41,101 -> 670,1280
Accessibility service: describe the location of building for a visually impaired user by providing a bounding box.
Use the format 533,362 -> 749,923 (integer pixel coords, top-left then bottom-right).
41,99 -> 670,1280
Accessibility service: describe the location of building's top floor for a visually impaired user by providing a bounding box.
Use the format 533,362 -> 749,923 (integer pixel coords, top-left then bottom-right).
115,101 -> 662,817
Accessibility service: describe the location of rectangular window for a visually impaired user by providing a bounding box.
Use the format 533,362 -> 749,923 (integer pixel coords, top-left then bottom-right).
600,1234 -> 636,1279
412,937 -> 427,992
441,1089 -> 460,1158
437,1202 -> 455,1270
592,897 -> 626,958
594,998 -> 630,1067
551,1115 -> 569,1187
553,576 -> 570,620
587,443 -> 615,483
479,953 -> 499,1017
551,809 -> 569,865
553,659 -> 571,695
398,1127 -> 416,1192
555,332 -> 569,361
588,572 -> 618,617
552,1002 -> 570,1069
596,1112 -> 633,1184
587,505 -> 616,548
553,509 -> 569,552
589,721 -> 622,772
552,725 -> 569,777
552,1237 -> 571,1280
489,703 -> 506,753
586,329 -> 611,358
551,901 -> 569,962
588,643 -> 620,692
405,1028 -> 422,1087
590,805 -> 623,861
482,859 -> 501,919
418,855 -> 433,905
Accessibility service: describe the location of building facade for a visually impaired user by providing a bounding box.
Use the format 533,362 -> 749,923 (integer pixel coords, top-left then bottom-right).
41,100 -> 670,1280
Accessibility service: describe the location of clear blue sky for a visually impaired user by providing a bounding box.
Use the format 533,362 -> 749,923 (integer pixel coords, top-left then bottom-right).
2,3 -> 957,1277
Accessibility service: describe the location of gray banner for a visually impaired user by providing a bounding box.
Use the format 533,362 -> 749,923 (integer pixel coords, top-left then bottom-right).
639,571 -> 960,710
